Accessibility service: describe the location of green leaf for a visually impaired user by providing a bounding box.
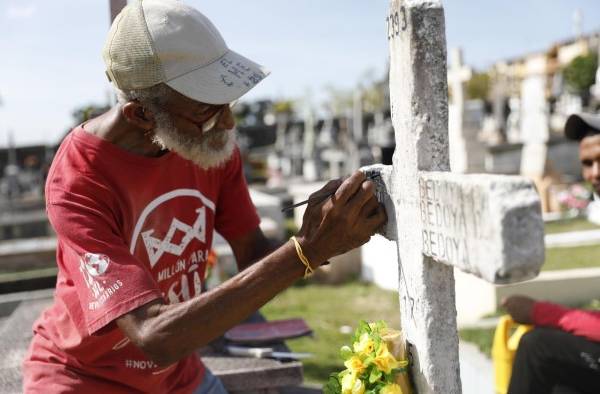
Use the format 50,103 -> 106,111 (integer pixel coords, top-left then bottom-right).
323,374 -> 342,394
369,368 -> 383,384
340,345 -> 353,360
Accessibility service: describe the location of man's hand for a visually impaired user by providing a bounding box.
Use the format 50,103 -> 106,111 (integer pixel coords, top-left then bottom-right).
502,295 -> 536,324
295,171 -> 387,267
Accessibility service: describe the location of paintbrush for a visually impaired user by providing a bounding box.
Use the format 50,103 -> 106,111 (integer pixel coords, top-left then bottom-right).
281,173 -> 381,212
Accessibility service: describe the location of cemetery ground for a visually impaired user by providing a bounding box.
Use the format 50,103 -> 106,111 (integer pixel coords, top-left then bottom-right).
261,281 -> 400,385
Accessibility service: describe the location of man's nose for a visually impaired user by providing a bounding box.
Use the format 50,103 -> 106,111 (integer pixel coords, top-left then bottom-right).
217,106 -> 235,130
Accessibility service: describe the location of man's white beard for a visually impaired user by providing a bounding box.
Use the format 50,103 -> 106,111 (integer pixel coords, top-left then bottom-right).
151,110 -> 236,169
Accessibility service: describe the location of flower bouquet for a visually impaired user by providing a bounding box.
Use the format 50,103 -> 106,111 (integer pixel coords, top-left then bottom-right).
557,183 -> 592,212
324,321 -> 412,394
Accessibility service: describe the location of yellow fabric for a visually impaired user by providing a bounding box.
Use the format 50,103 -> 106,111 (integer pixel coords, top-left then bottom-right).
492,315 -> 533,394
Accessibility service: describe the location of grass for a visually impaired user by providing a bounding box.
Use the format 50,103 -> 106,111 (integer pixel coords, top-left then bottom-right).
260,281 -> 400,385
459,328 -> 496,356
543,244 -> 600,271
544,217 -> 600,234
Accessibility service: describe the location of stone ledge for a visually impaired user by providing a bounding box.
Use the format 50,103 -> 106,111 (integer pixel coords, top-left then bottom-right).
203,356 -> 303,392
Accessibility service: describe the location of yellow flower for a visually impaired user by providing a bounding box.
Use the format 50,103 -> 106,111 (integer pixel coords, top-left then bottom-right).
373,342 -> 399,374
344,355 -> 366,375
353,332 -> 375,355
380,383 -> 403,394
341,372 -> 365,394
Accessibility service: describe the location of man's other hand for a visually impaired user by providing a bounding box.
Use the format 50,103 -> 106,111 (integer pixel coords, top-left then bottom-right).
502,295 -> 536,324
296,171 -> 387,267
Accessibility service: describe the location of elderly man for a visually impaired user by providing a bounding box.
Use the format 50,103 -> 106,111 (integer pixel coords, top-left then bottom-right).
21,1 -> 386,393
503,113 -> 600,394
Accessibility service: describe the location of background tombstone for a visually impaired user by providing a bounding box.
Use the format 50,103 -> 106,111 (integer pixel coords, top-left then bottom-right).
519,58 -> 559,212
519,58 -> 550,178
374,1 -> 544,392
301,108 -> 319,181
447,47 -> 471,173
505,97 -> 522,143
447,48 -> 485,173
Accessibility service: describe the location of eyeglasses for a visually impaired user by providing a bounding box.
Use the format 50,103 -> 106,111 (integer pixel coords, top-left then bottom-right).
201,100 -> 238,132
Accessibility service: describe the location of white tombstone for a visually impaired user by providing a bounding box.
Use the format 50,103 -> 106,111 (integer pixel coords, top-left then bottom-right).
362,2 -> 545,392
506,97 -> 521,143
302,109 -> 318,181
448,49 -> 486,173
591,42 -> 600,100
519,59 -> 550,177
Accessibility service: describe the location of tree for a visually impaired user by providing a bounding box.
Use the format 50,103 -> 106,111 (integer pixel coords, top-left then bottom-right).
563,52 -> 598,94
71,104 -> 110,125
466,71 -> 491,100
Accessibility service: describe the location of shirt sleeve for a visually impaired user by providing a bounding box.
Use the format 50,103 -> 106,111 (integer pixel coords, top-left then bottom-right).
214,147 -> 260,241
532,301 -> 600,342
47,192 -> 163,334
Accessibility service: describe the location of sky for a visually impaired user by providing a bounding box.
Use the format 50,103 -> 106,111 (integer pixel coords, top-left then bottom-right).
1,1 -> 600,147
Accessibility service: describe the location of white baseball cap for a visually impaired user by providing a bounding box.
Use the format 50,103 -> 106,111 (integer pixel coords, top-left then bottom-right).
103,0 -> 270,105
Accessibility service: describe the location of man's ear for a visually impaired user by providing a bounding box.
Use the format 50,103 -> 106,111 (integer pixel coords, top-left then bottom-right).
121,101 -> 156,130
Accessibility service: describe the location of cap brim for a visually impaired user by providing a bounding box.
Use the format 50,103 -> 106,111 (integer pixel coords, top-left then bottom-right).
565,113 -> 600,140
165,49 -> 270,105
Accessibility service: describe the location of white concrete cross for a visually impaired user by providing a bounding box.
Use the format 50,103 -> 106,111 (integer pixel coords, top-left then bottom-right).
362,1 -> 545,392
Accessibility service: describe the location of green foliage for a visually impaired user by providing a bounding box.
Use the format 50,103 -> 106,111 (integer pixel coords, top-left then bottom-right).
324,373 -> 342,394
466,72 -> 491,100
273,100 -> 295,114
71,104 -> 110,125
563,52 -> 598,94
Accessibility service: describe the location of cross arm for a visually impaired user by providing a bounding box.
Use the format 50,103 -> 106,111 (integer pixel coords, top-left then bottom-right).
362,165 -> 545,284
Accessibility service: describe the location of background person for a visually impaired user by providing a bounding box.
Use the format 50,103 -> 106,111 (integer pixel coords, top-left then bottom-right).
503,112 -> 600,394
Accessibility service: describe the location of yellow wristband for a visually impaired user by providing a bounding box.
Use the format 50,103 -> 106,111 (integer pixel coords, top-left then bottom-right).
290,236 -> 314,279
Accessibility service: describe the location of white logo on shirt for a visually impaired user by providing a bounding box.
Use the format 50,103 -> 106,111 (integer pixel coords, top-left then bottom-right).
79,252 -> 123,310
129,189 -> 216,269
81,253 -> 110,276
141,207 -> 206,266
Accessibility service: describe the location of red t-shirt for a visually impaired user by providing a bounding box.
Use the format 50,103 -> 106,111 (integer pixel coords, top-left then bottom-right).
22,127 -> 260,393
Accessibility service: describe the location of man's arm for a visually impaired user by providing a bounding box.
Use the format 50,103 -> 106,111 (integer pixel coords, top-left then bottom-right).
503,295 -> 600,342
228,227 -> 280,272
116,172 -> 386,366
